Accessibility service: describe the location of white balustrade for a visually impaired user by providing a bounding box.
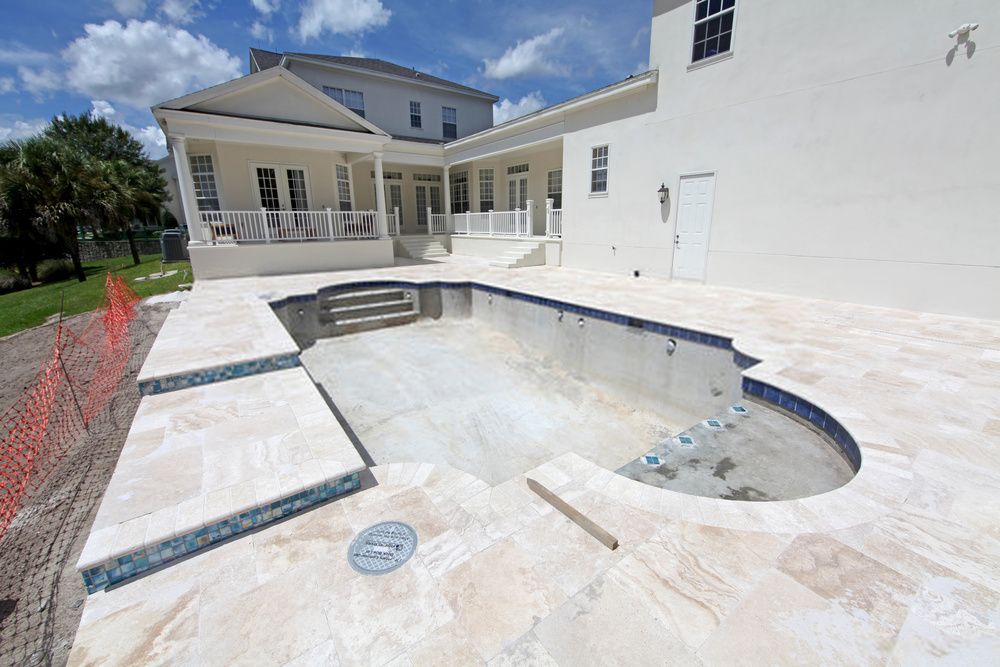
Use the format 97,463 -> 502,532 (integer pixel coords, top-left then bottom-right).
545,198 -> 563,237
451,206 -> 536,237
198,209 -> 382,244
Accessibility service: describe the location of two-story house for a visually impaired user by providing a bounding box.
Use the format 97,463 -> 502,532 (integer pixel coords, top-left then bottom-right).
157,0 -> 999,319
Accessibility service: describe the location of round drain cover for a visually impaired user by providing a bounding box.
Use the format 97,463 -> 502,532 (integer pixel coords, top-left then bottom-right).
348,521 -> 418,575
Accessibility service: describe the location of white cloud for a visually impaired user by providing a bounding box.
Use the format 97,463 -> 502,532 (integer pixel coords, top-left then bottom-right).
0,115 -> 48,142
111,0 -> 147,16
159,0 -> 202,24
251,0 -> 280,15
0,77 -> 14,94
493,91 -> 547,124
250,20 -> 274,42
0,42 -> 57,66
296,0 -> 391,41
63,20 -> 242,109
483,28 -> 567,80
18,66 -> 62,100
88,99 -> 167,158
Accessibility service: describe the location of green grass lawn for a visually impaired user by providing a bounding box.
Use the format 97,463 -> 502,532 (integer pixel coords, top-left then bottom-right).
0,254 -> 192,337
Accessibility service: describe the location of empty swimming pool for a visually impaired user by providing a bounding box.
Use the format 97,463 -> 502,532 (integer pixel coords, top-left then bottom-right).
277,282 -> 858,501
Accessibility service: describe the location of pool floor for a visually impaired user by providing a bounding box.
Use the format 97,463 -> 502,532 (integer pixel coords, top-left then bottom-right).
302,319 -> 679,485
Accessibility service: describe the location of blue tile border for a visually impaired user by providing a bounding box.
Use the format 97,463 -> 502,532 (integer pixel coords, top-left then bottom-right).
137,353 -> 301,396
742,377 -> 862,471
81,472 -> 362,594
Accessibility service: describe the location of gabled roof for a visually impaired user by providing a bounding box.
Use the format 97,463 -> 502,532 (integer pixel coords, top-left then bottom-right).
249,47 -> 498,101
152,66 -> 390,137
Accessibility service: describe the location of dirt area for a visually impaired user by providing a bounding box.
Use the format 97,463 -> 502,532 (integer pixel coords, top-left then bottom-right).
0,301 -> 174,667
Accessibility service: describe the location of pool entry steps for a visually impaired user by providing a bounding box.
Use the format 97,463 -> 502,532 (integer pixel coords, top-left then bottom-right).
320,288 -> 417,335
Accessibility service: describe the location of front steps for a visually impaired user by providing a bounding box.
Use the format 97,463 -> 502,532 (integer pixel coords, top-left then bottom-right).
320,288 -> 417,334
488,242 -> 545,269
397,236 -> 449,260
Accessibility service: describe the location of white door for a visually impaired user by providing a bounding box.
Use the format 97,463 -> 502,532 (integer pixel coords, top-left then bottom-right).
251,163 -> 312,211
672,173 -> 716,281
507,176 -> 528,210
414,184 -> 442,227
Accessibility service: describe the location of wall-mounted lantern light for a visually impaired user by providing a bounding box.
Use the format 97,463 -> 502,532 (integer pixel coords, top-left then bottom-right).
657,183 -> 669,204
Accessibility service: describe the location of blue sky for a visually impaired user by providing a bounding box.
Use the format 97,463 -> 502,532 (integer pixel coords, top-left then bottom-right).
0,0 -> 652,158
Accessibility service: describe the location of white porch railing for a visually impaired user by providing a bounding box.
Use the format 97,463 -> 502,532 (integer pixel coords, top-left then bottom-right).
453,200 -> 533,237
429,212 -> 449,234
545,198 -> 563,237
199,209 -> 381,244
387,207 -> 399,236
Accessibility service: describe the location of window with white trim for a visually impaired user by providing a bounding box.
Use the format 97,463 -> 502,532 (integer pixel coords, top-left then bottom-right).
410,101 -> 422,128
442,106 -> 457,140
413,173 -> 441,182
692,0 -> 735,64
478,168 -> 494,212
506,163 -> 529,175
189,154 -> 220,211
449,170 -> 468,213
547,169 -> 562,209
590,146 -> 609,195
323,86 -> 365,117
335,164 -> 353,211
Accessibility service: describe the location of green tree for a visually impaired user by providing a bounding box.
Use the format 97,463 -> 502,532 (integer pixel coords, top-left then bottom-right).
45,113 -> 168,265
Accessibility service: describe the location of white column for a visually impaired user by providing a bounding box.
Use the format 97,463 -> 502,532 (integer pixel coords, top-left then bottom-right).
545,198 -> 554,237
373,151 -> 389,239
526,200 -> 534,237
442,164 -> 451,231
426,207 -> 433,235
169,135 -> 203,244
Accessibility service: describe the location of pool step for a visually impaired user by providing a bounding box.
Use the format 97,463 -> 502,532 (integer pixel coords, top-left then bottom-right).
321,288 -> 418,333
335,310 -> 418,334
488,242 -> 545,269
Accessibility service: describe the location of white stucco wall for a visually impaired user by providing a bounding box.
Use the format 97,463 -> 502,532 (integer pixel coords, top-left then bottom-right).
557,0 -> 1000,319
287,60 -> 494,141
189,239 -> 394,279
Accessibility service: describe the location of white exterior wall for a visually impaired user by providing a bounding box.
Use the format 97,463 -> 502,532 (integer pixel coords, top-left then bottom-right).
558,0 -> 1000,319
189,239 -> 394,279
187,140 -> 350,212
287,60 -> 494,141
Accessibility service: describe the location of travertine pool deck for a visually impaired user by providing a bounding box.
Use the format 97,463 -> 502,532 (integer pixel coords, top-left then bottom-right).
69,260 -> 1000,665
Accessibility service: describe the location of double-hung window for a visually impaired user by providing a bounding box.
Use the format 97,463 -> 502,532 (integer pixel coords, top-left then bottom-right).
410,101 -> 422,128
335,164 -> 353,211
692,0 -> 736,64
590,146 -> 609,195
323,86 -> 365,117
442,107 -> 457,140
547,169 -> 562,209
449,170 -> 469,213
478,169 -> 494,212
189,155 -> 220,211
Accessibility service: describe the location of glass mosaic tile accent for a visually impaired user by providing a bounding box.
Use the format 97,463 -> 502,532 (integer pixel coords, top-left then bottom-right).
80,472 -> 361,594
676,435 -> 696,447
704,419 -> 723,429
643,454 -> 662,465
730,404 -> 749,415
138,353 -> 300,396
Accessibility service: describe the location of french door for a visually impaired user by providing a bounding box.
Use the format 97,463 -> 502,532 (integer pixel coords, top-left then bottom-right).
251,163 -> 313,237
415,184 -> 442,226
507,175 -> 528,210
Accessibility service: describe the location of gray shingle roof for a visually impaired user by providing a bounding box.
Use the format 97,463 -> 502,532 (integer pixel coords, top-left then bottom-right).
249,48 -> 497,101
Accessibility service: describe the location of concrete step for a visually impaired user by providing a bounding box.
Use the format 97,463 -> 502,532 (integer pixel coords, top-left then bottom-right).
321,299 -> 414,323
335,310 -> 418,335
397,238 -> 449,260
488,242 -> 543,269
323,289 -> 407,309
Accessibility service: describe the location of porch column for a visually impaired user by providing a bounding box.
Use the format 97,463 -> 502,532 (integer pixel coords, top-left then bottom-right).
442,164 -> 451,230
373,151 -> 389,239
169,135 -> 203,244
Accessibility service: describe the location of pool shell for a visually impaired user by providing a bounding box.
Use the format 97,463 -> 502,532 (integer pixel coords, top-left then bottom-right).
271,280 -> 862,479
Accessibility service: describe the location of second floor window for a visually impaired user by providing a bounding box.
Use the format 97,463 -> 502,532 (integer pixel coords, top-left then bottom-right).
410,101 -> 422,128
323,86 -> 365,117
692,0 -> 735,64
442,107 -> 457,140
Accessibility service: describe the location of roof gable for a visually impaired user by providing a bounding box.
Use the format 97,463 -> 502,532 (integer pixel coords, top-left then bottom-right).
155,67 -> 388,136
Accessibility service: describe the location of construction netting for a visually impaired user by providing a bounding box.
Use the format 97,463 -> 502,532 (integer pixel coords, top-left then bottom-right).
0,273 -> 140,541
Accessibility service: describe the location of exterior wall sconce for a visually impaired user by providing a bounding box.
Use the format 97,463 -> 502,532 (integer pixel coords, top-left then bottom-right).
657,183 -> 669,204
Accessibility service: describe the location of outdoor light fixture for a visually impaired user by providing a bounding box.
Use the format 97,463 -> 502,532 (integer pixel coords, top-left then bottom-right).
657,183 -> 669,204
949,22 -> 979,38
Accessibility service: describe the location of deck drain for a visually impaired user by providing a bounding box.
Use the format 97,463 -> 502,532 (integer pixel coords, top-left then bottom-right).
348,521 -> 418,575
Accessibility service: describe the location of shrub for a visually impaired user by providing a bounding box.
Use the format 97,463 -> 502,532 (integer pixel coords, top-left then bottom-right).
0,273 -> 31,295
37,258 -> 75,283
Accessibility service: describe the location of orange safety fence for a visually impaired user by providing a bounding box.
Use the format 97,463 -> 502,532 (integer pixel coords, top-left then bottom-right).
0,273 -> 140,540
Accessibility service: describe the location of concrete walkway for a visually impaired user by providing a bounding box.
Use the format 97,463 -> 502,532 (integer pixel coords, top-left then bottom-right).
68,259 -> 1000,665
